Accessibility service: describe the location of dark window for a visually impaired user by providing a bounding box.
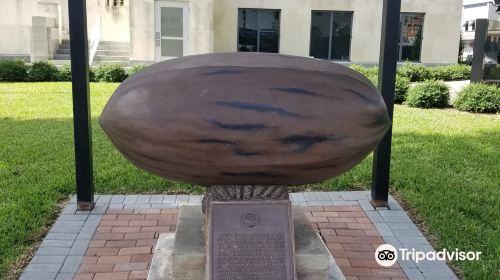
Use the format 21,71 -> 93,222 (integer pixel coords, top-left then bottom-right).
398,13 -> 424,62
238,9 -> 280,53
310,11 -> 353,61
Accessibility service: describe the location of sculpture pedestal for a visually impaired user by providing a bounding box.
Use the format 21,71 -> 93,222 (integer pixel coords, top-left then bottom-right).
148,205 -> 344,280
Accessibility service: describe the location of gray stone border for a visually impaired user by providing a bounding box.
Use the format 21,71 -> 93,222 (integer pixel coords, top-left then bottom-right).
20,192 -> 457,280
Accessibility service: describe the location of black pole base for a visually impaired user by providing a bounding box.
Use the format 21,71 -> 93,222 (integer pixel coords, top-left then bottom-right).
370,199 -> 388,208
77,201 -> 95,211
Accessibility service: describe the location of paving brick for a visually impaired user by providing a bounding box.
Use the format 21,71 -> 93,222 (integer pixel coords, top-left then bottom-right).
328,192 -> 343,200
56,272 -> 76,280
97,255 -> 132,264
346,223 -> 375,230
373,223 -> 394,237
74,273 -> 95,280
50,226 -> 83,234
25,263 -> 62,272
149,195 -> 164,204
290,192 -> 306,202
118,246 -> 152,255
162,195 -> 176,204
101,220 -> 130,227
93,272 -> 129,280
348,258 -> 381,269
328,217 -> 357,223
402,268 -> 425,280
135,195 -> 150,204
134,209 -> 162,214
41,239 -> 74,248
124,232 -> 155,240
86,247 -> 120,256
317,222 -> 347,229
79,263 -> 114,273
340,191 -> 356,201
45,233 -> 78,240
303,192 -> 318,201
94,233 -> 125,240
324,235 -> 355,243
340,267 -> 374,277
37,246 -> 71,256
82,256 -> 99,264
131,254 -> 153,262
59,215 -> 88,221
365,211 -> 384,223
129,220 -> 158,227
342,243 -> 375,252
20,272 -> 58,280
188,195 -> 203,204
338,211 -> 367,218
69,239 -> 92,256
30,255 -> 67,264
111,226 -> 141,233
114,262 -> 148,272
336,229 -> 366,237
140,226 -> 171,233
372,268 -> 407,278
117,215 -> 145,221
130,270 -> 149,280
61,256 -> 84,273
106,240 -> 137,248
123,195 -> 138,204
176,195 -> 189,205
97,226 -> 112,233
110,195 -> 126,204
137,239 -> 157,247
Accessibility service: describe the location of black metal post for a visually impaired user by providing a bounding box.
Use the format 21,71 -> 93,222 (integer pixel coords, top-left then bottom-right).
371,0 -> 401,207
68,0 -> 94,210
470,19 -> 489,82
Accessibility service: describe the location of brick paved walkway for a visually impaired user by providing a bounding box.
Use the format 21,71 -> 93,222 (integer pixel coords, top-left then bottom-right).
20,192 -> 457,280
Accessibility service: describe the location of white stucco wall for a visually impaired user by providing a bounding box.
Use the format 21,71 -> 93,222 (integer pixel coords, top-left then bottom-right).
86,0 -> 130,42
129,0 -> 213,62
0,0 -> 38,56
214,0 -> 462,64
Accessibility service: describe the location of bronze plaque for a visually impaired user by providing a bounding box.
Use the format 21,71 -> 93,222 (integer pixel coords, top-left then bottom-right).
208,200 -> 295,280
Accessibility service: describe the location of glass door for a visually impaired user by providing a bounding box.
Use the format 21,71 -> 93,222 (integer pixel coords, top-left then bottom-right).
155,1 -> 188,60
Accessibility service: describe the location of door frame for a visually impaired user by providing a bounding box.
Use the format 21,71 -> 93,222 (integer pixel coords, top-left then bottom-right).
154,0 -> 189,61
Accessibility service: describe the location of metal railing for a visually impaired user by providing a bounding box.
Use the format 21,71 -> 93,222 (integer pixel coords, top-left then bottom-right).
88,16 -> 101,65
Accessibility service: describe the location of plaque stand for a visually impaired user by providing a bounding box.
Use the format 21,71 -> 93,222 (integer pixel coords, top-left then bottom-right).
148,186 -> 345,280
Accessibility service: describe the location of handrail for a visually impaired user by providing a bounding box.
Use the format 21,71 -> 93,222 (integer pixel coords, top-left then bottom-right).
88,16 -> 101,65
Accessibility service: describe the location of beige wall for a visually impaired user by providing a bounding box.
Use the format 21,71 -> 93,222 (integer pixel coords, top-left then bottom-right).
0,0 -> 38,56
86,0 -> 130,42
214,0 -> 462,64
401,0 -> 462,64
129,0 -> 213,62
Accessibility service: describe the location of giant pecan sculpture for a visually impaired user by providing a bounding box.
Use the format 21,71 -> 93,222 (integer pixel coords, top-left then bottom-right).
100,53 -> 390,186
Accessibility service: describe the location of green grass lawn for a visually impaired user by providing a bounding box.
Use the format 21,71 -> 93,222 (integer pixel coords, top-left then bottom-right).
0,82 -> 498,280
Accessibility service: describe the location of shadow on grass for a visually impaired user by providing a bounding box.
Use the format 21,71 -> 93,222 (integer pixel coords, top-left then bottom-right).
0,116 -> 498,279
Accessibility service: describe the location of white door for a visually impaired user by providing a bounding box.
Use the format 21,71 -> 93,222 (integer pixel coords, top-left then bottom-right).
155,1 -> 189,61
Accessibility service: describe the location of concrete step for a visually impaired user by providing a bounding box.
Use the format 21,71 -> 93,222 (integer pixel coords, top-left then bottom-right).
97,46 -> 130,52
92,60 -> 130,66
99,41 -> 130,47
93,55 -> 129,62
57,49 -> 71,55
55,54 -> 71,60
61,39 -> 70,45
95,49 -> 130,56
58,43 -> 71,50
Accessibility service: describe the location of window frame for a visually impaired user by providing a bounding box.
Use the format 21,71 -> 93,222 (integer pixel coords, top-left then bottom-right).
237,8 -> 281,53
309,10 -> 354,61
398,12 -> 425,62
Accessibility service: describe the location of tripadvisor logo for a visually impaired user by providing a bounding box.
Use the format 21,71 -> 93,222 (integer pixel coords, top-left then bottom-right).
375,244 -> 482,267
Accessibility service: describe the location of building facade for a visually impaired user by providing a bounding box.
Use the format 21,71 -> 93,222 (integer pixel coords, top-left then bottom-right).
1,0 -> 462,65
461,0 -> 500,62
